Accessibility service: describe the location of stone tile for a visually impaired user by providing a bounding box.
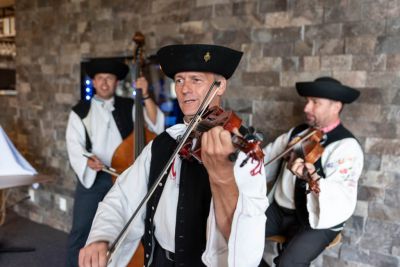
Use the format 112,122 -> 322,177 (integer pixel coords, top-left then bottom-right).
352,55 -> 386,71
324,0 -> 363,23
196,0 -> 229,6
345,37 -> 377,55
385,188 -> 400,208
247,57 -> 282,72
233,1 -> 257,16
265,10 -> 322,28
357,185 -> 385,202
349,120 -> 390,139
259,0 -> 287,13
359,219 -> 400,264
282,57 -> 300,71
280,71 -> 330,87
213,29 -> 251,46
314,38 -> 345,55
242,71 -> 279,86
321,55 -> 352,71
252,100 -> 299,136
214,3 -> 232,16
376,36 -> 400,54
180,21 -> 205,35
189,5 -> 213,20
270,27 -> 302,43
304,23 -> 342,40
331,71 -> 366,87
342,20 -> 386,37
366,71 -> 400,88
353,201 -> 368,218
303,56 -> 320,71
340,244 -> 372,265
365,137 -> 400,156
362,0 -> 390,21
382,155 -> 400,172
263,42 -> 293,56
294,40 -> 313,56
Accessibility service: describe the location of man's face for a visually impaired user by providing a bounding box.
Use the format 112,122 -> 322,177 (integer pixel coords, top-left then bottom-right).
174,71 -> 225,120
92,73 -> 118,100
303,97 -> 342,128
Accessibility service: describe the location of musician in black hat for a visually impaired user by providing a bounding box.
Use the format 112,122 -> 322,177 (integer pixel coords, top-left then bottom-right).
260,77 -> 364,266
78,44 -> 268,267
66,58 -> 164,267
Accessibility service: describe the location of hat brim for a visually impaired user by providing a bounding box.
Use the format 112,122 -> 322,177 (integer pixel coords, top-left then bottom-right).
296,81 -> 360,103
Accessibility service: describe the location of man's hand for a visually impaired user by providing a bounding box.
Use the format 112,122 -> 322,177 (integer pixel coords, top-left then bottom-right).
135,77 -> 149,96
79,241 -> 109,267
201,126 -> 236,184
87,155 -> 104,172
288,157 -> 319,181
201,126 -> 239,240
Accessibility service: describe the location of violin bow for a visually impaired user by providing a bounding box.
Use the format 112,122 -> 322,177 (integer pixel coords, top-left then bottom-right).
107,80 -> 221,264
263,129 -> 318,167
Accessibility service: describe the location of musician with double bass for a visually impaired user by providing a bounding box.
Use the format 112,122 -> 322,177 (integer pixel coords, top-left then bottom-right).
66,58 -> 164,267
79,44 -> 268,267
260,77 -> 364,266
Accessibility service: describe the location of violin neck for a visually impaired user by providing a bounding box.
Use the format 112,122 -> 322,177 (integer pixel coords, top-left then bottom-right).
134,88 -> 146,158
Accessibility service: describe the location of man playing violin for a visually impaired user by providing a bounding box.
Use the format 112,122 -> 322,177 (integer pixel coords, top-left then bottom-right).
66,58 -> 164,267
260,77 -> 364,267
78,44 -> 268,267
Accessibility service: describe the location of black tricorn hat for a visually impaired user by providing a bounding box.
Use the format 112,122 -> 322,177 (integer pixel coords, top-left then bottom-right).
86,58 -> 129,80
156,44 -> 243,79
296,77 -> 360,103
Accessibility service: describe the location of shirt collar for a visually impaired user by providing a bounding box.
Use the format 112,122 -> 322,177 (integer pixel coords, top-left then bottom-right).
319,119 -> 341,133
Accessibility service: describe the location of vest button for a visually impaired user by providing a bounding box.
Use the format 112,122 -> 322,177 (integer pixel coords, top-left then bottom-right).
146,254 -> 149,258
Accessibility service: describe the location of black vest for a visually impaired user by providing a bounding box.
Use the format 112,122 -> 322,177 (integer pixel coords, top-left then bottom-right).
143,132 -> 211,267
290,124 -> 357,228
71,96 -> 134,151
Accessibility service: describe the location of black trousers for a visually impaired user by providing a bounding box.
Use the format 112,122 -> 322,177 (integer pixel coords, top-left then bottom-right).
261,201 -> 338,267
149,240 -> 175,267
66,172 -> 112,267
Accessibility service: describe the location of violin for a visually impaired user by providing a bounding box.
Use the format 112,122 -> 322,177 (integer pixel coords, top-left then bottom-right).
179,106 -> 264,165
287,128 -> 324,194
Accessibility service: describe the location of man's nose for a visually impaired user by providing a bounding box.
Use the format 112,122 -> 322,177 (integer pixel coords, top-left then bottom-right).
304,102 -> 311,113
181,81 -> 191,94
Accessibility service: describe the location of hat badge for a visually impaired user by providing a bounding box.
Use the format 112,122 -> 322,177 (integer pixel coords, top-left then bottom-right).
204,52 -> 211,62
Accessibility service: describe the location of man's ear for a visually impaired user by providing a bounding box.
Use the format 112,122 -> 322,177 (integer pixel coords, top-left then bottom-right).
333,100 -> 343,115
216,78 -> 227,96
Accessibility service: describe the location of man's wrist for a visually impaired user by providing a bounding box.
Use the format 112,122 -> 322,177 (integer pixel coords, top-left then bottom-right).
142,94 -> 150,100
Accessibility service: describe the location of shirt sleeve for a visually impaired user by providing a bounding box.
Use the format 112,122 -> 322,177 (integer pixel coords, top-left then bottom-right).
262,131 -> 291,183
85,141 -> 153,267
307,138 -> 364,229
132,103 -> 165,135
65,111 -> 97,188
202,152 -> 269,267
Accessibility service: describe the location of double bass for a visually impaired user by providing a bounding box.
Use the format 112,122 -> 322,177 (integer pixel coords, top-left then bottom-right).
110,32 -> 155,267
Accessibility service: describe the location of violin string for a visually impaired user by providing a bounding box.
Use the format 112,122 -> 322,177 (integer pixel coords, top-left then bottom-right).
263,129 -> 317,167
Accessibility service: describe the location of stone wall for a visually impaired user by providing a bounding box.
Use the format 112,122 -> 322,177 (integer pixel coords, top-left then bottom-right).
0,0 -> 398,266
